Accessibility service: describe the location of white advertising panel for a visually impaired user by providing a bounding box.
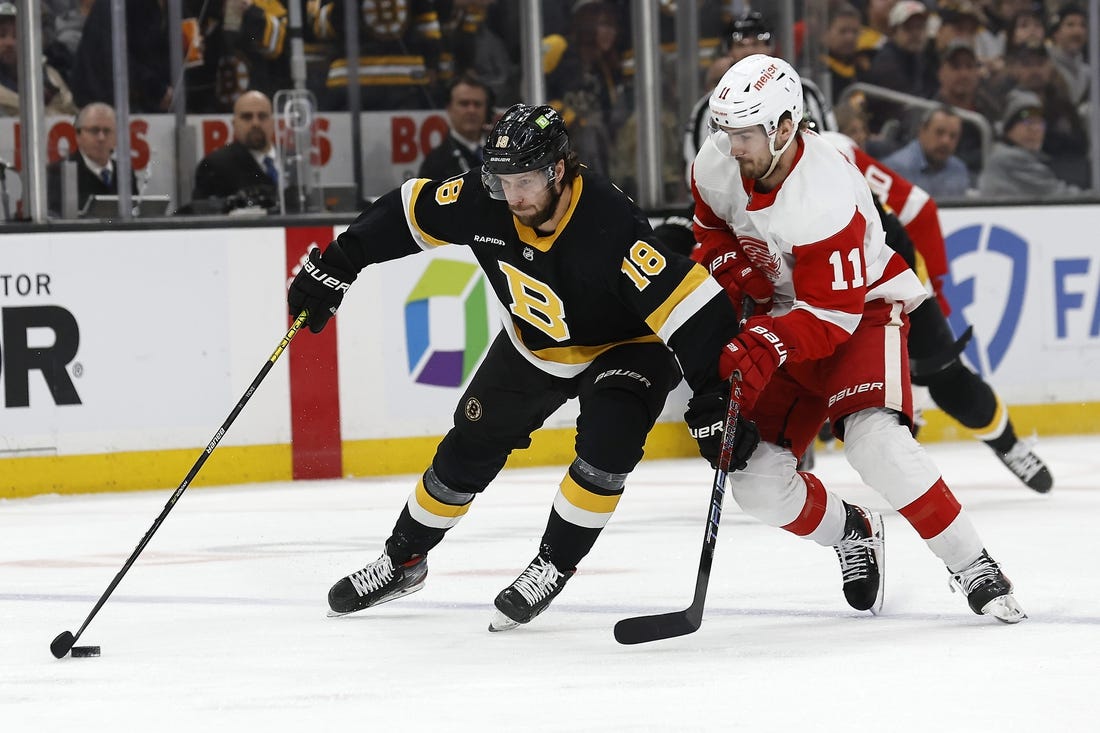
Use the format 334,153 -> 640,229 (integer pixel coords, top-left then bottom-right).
4,204 -> 1100,473
939,206 -> 1100,405
0,229 -> 289,456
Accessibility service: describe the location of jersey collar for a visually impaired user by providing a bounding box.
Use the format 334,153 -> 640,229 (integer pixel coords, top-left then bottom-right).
743,134 -> 806,211
514,174 -> 584,251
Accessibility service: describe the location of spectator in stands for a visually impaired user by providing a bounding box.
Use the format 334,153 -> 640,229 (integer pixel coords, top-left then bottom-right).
883,105 -> 972,198
44,1 -> 92,54
70,0 -> 173,113
856,0 -> 895,60
42,0 -> 93,83
834,97 -> 871,149
545,0 -> 628,179
864,1 -> 938,133
934,0 -> 999,65
984,0 -> 1043,52
913,39 -> 998,179
821,3 -> 867,104
1007,4 -> 1048,48
311,0 -> 444,111
978,88 -> 1085,198
192,90 -> 279,206
183,0 -> 290,113
418,73 -> 492,180
995,40 -> 1090,188
46,102 -> 135,216
0,1 -> 78,117
440,0 -> 516,107
1046,3 -> 1089,109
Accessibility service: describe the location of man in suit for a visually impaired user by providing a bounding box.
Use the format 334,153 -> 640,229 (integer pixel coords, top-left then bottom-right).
47,102 -> 132,216
192,90 -> 279,206
417,73 -> 492,180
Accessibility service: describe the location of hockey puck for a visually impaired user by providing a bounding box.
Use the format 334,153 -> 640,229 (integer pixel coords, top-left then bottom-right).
70,646 -> 101,658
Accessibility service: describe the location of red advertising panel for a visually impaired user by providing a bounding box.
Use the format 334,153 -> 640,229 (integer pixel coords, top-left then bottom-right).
285,227 -> 343,479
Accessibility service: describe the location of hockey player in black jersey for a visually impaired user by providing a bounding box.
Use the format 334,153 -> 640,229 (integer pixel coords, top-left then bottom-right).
287,104 -> 754,631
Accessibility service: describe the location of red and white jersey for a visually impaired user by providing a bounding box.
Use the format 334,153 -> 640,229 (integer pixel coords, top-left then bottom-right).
691,130 -> 925,362
821,132 -> 951,314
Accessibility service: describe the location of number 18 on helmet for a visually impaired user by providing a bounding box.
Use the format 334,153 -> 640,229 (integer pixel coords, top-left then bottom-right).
481,104 -> 570,200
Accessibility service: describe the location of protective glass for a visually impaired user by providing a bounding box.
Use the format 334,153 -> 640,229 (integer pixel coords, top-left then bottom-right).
481,166 -> 556,201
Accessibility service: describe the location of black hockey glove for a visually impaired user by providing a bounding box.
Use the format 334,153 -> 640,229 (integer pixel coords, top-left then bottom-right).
288,247 -> 357,333
685,391 -> 760,471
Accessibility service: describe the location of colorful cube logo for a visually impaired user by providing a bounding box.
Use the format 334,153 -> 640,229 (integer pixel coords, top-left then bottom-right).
404,259 -> 490,387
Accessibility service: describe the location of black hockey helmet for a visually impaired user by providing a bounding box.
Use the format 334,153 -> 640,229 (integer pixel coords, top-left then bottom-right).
481,104 -> 570,200
729,11 -> 772,45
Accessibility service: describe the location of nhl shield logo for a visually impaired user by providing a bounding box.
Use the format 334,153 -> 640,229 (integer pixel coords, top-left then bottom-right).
523,246 -> 534,261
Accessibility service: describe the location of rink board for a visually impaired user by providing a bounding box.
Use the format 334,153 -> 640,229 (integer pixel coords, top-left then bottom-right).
2,204 -> 1098,496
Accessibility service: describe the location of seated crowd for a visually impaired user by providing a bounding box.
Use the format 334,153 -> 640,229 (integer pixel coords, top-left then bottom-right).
2,0 -> 1094,217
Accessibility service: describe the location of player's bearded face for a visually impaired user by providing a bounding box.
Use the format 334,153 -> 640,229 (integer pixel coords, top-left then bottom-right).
501,169 -> 560,228
722,126 -> 773,179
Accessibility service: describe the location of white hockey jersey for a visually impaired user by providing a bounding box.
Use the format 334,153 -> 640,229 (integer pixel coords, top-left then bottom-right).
691,130 -> 926,362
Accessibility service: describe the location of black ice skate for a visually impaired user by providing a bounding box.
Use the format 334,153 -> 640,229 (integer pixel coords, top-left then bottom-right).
949,550 -> 1026,624
995,438 -> 1053,493
327,549 -> 428,617
833,502 -> 885,613
488,554 -> 575,632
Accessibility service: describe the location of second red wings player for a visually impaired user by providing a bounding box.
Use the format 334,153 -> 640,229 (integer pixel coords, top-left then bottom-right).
690,54 -> 1025,623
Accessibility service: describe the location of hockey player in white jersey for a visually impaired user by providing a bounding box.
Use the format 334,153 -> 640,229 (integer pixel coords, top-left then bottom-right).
690,54 -> 1025,623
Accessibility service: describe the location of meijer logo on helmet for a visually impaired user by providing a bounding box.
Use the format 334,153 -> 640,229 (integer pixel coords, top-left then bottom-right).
753,63 -> 779,91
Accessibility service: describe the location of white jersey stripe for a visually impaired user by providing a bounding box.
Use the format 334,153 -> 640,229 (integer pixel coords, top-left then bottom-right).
884,301 -> 905,411
656,276 -> 723,343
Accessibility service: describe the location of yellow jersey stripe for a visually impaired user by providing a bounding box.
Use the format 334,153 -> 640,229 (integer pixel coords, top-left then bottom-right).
648,264 -> 721,341
402,179 -> 453,249
559,473 -> 622,514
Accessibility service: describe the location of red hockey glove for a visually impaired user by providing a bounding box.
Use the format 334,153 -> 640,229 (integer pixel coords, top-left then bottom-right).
718,319 -> 788,409
694,230 -> 773,317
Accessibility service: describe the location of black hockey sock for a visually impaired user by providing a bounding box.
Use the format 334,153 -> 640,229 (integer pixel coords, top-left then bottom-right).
539,510 -> 600,572
983,425 -> 1019,455
390,506 -> 448,559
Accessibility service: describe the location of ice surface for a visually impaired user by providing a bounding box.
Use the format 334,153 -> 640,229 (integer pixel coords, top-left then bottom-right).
2,436 -> 1097,731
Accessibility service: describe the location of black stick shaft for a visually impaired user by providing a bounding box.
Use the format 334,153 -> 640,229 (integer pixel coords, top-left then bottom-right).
60,312 -> 308,649
686,377 -> 742,616
613,376 -> 742,644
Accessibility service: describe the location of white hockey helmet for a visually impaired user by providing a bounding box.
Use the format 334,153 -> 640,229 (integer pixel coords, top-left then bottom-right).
709,54 -> 804,138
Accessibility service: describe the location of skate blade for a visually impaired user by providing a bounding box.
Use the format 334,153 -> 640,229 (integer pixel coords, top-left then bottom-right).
981,594 -> 1027,624
325,580 -> 426,618
869,512 -> 886,616
487,610 -> 521,632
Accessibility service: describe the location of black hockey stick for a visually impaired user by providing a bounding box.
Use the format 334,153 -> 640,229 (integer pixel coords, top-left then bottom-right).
50,311 -> 309,659
614,376 -> 744,645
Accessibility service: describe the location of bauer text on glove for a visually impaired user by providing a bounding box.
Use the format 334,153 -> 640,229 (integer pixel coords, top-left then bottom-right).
287,247 -> 358,333
718,321 -> 788,409
685,391 -> 761,471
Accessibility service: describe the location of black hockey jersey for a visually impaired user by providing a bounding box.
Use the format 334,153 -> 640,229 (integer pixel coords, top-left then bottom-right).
330,169 -> 738,395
